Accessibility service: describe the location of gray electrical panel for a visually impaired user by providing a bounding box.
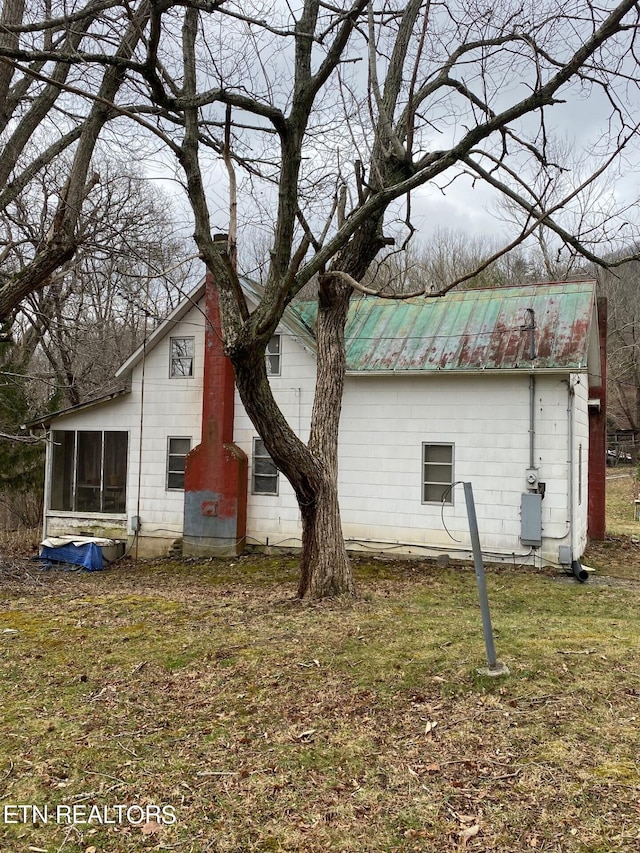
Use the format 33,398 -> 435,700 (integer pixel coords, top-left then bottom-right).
520,492 -> 542,546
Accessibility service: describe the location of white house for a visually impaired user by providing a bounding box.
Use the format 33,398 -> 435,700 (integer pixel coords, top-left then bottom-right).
35,276 -> 607,573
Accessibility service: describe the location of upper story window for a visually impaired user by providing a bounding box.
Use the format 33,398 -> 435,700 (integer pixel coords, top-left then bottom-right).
422,443 -> 454,504
266,334 -> 281,376
170,337 -> 194,377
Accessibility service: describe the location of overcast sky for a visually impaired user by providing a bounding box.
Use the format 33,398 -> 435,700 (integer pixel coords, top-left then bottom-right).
136,1 -> 640,271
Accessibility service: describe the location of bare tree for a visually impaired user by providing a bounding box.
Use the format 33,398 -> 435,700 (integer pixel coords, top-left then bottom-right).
2,1 -> 640,596
369,230 -> 546,296
162,0 -> 640,598
4,161 -> 195,405
493,138 -> 626,281
0,162 -> 194,529
0,0 -> 152,324
598,258 -> 640,434
14,163 -> 196,408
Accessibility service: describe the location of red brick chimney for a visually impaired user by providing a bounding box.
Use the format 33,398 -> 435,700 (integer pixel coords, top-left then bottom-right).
587,296 -> 607,541
182,267 -> 247,556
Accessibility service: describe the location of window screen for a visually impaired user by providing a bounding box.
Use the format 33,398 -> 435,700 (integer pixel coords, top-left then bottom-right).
252,437 -> 279,494
170,337 -> 194,377
50,431 -> 128,513
422,443 -> 454,504
167,437 -> 191,490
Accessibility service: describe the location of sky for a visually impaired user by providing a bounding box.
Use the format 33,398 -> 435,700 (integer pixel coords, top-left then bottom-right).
133,0 -> 640,275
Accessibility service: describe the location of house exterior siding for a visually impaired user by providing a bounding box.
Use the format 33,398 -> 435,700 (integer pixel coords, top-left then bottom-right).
41,279 -> 602,569
233,330 -> 315,548
44,300 -> 206,554
572,375 -> 590,556
236,371 -> 588,566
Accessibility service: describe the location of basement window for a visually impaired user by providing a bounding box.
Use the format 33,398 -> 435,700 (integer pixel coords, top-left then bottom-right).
50,430 -> 128,513
266,335 -> 281,376
167,437 -> 192,490
170,337 -> 194,377
252,437 -> 279,495
422,443 -> 454,504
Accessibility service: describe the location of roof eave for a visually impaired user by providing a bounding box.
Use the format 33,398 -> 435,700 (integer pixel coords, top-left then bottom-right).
345,366 -> 589,377
25,386 -> 132,429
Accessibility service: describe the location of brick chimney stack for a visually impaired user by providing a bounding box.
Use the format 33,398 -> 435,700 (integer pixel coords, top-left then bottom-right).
183,262 -> 247,556
587,296 -> 607,541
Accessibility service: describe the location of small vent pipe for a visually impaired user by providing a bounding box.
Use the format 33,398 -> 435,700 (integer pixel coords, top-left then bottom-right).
523,308 -> 537,360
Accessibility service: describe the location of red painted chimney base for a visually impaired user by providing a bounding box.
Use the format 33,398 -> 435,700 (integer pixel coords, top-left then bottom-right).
183,271 -> 248,557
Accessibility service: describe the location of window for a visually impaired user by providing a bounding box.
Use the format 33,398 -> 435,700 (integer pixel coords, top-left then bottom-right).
167,437 -> 191,490
50,431 -> 128,513
252,437 -> 279,494
422,443 -> 454,504
266,334 -> 281,376
170,337 -> 194,377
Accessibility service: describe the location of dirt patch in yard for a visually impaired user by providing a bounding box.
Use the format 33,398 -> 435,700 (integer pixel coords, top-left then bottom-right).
584,535 -> 640,583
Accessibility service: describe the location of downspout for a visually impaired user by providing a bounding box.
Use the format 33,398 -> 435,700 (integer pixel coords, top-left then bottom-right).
567,381 -> 574,559
567,379 -> 588,582
524,308 -> 537,473
42,431 -> 52,542
134,327 -> 147,561
529,374 -> 535,470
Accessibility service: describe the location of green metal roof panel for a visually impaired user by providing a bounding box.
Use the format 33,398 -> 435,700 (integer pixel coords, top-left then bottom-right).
293,281 -> 596,373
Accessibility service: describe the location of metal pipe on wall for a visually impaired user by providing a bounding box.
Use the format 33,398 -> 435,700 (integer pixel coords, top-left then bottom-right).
524,308 -> 537,475
529,374 -> 535,470
567,380 -> 574,562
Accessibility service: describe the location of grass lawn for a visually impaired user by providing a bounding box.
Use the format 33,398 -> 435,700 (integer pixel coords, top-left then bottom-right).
584,472 -> 640,580
602,470 -> 639,537
1,475 -> 640,853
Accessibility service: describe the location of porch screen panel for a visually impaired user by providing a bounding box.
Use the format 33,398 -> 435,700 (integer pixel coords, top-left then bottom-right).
76,432 -> 102,512
104,432 -> 128,512
50,431 -> 75,511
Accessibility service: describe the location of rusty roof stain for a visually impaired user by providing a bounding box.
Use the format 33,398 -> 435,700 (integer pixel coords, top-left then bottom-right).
294,281 -> 597,373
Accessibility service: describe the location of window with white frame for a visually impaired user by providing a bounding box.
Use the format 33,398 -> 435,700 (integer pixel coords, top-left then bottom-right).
50,430 -> 128,513
167,437 -> 191,490
266,334 -> 281,376
170,337 -> 194,377
252,437 -> 279,494
422,443 -> 454,504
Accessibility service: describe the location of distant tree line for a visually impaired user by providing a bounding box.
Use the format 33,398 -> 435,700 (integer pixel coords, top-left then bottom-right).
0,163 -> 195,529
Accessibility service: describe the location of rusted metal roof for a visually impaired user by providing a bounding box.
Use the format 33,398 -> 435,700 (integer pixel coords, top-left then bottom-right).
295,281 -> 597,373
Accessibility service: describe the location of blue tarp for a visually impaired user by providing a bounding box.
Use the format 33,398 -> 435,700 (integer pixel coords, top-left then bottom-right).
40,542 -> 104,571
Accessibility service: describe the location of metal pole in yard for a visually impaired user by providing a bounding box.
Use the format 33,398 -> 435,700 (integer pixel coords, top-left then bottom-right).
462,481 -> 509,677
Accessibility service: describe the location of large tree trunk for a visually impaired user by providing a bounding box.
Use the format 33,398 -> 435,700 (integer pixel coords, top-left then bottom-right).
298,475 -> 354,597
230,323 -> 354,598
295,223 -> 389,596
298,271 -> 354,598
226,223 -> 386,599
228,271 -> 355,599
